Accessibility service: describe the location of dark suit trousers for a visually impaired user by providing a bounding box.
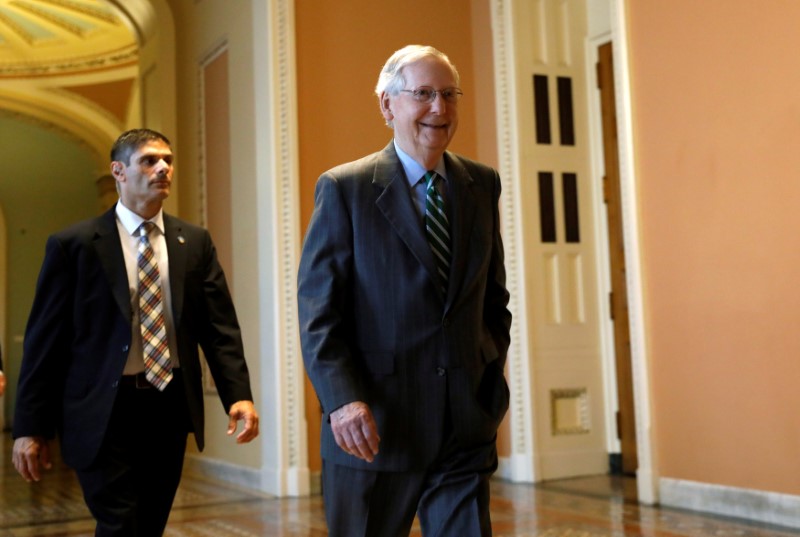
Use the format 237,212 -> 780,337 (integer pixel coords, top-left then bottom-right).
74,370 -> 191,537
322,412 -> 497,537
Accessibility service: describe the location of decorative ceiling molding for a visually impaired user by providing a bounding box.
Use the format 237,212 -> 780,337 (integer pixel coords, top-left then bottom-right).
0,0 -> 139,159
12,1 -> 107,38
0,85 -> 122,165
59,76 -> 133,124
0,106 -> 103,164
0,43 -> 136,77
0,0 -> 136,78
36,0 -> 119,23
104,0 -> 155,44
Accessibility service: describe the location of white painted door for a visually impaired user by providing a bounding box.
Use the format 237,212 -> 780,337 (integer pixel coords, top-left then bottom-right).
508,0 -> 608,480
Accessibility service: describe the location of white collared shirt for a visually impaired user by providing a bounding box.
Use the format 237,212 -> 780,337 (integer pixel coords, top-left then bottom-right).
115,201 -> 179,374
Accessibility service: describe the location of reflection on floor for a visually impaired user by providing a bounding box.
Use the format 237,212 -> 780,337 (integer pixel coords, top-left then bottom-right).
2,431 -> 799,536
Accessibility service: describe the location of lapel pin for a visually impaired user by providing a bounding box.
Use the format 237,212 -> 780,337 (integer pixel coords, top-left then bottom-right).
178,235 -> 186,244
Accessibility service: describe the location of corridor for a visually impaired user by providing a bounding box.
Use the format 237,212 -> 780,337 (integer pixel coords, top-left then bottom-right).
0,432 -> 797,536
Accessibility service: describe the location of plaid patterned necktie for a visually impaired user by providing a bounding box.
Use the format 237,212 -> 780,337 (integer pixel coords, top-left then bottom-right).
424,171 -> 451,295
137,222 -> 172,390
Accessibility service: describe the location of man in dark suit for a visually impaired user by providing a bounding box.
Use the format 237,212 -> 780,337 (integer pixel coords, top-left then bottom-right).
298,45 -> 511,536
12,129 -> 259,536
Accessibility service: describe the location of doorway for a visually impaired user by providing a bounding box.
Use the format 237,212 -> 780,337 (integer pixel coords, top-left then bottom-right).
596,41 -> 638,477
492,0 -> 654,501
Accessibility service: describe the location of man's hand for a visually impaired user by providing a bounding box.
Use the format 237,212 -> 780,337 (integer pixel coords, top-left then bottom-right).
227,400 -> 259,443
330,401 -> 380,462
0,371 -> 5,397
12,436 -> 52,482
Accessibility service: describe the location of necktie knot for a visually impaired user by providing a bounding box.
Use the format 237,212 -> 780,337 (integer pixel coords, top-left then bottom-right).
138,221 -> 156,238
425,171 -> 439,193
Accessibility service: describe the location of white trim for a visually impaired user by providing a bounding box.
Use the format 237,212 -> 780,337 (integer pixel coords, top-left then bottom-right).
609,0 -> 657,504
491,0 -> 655,494
584,30 -> 620,457
184,454 -> 265,495
490,0 -> 537,483
253,0 -> 308,497
496,456 -> 512,481
495,454 -> 539,485
661,478 -> 800,530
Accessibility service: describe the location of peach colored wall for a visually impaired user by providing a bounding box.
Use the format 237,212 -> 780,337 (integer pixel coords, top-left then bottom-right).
296,0 -> 499,473
296,1 -> 481,227
470,0 -> 499,171
627,1 -> 800,494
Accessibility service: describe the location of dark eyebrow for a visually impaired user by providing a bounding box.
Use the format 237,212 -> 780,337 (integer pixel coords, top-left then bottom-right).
139,152 -> 173,164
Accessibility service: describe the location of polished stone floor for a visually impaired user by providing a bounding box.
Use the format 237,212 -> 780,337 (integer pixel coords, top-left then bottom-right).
1,431 -> 799,536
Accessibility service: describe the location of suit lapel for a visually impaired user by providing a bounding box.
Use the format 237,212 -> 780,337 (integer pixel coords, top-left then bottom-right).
443,152 -> 477,308
163,214 -> 187,326
373,144 -> 442,292
92,206 -> 132,324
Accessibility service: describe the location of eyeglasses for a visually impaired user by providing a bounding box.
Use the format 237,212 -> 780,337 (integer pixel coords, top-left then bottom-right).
400,86 -> 463,104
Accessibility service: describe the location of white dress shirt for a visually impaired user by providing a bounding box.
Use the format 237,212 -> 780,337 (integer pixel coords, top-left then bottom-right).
115,202 -> 179,375
393,140 -> 449,220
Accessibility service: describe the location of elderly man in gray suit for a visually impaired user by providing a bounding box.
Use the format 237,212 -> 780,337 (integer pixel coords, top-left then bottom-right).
298,45 -> 512,536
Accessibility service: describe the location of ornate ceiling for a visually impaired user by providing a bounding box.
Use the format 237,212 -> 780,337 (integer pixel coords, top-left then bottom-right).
0,0 -> 140,164
0,0 -> 137,78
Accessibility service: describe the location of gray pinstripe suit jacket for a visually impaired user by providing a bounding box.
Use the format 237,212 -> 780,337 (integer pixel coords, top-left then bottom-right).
298,142 -> 511,471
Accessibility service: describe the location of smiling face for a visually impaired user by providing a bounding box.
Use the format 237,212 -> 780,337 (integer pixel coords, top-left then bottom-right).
380,56 -> 459,170
111,139 -> 174,219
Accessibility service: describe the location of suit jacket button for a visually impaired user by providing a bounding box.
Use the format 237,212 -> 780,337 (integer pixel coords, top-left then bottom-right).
122,344 -> 129,353
436,367 -> 446,376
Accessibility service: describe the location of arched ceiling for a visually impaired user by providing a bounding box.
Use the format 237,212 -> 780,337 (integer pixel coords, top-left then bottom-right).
0,0 -> 141,164
0,0 -> 137,78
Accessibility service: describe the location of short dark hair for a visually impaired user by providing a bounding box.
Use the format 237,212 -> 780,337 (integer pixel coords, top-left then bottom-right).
110,128 -> 171,165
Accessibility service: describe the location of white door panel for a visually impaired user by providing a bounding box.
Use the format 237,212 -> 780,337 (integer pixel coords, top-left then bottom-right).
509,0 -> 607,480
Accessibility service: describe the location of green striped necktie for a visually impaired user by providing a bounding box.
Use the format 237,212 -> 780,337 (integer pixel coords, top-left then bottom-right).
424,171 -> 451,295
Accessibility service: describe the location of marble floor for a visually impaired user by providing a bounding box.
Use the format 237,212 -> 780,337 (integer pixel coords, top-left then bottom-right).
1,432 -> 799,536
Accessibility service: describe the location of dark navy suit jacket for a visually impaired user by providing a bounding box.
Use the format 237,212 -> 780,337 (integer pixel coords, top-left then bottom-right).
298,143 -> 512,471
13,205 -> 252,470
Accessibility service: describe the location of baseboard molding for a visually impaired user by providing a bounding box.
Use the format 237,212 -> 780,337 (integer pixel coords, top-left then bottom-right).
309,470 -> 322,495
537,449 -> 608,480
185,455 -> 317,497
635,466 -> 658,505
660,477 -> 800,529
184,454 -> 265,494
496,454 -> 536,482
496,456 -> 513,481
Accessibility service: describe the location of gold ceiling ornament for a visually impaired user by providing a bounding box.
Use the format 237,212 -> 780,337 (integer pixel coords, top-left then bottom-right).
34,0 -> 120,23
0,0 -> 136,78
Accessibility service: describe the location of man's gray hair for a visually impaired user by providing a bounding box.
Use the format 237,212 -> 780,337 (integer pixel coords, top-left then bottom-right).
375,44 -> 460,98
